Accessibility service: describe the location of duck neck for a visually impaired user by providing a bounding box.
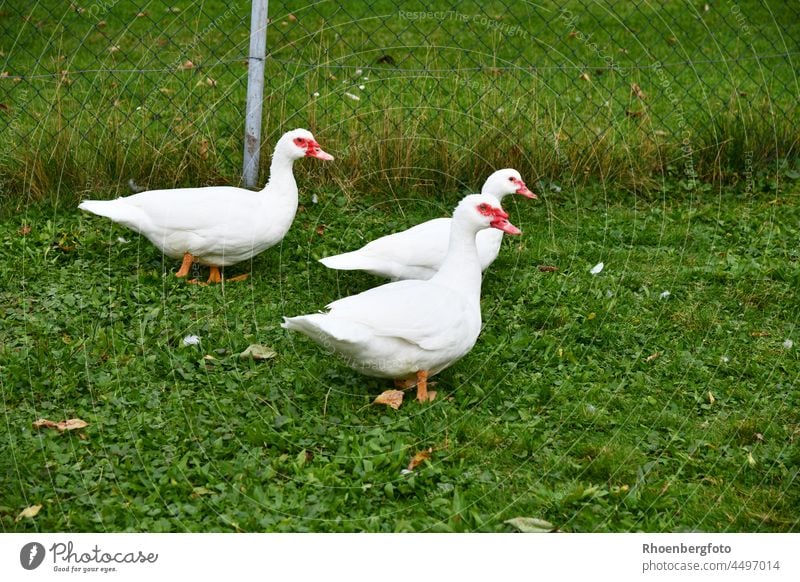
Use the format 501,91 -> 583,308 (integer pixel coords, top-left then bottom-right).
260,151 -> 298,199
480,187 -> 503,204
430,219 -> 484,301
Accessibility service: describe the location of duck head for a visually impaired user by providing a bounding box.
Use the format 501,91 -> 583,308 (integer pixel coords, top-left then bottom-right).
456,193 -> 522,235
481,168 -> 536,200
276,128 -> 334,161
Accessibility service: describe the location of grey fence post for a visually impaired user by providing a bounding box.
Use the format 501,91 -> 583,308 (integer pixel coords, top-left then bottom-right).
242,0 -> 269,188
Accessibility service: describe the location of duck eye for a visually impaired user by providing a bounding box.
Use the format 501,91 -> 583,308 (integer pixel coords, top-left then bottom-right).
479,203 -> 488,211
508,177 -> 515,182
294,137 -> 306,146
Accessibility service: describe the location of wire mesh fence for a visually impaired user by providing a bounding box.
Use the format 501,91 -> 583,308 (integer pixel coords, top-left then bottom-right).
1,1 -> 798,202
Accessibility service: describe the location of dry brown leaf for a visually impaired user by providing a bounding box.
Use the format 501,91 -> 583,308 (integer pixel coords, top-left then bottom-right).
315,224 -> 326,236
108,45 -> 120,54
645,352 -> 661,362
750,331 -> 770,337
567,30 -> 578,39
708,391 -> 715,405
16,504 -> 42,521
579,72 -> 590,81
631,82 -> 647,100
288,14 -> 297,22
0,103 -> 9,111
206,77 -> 217,87
18,224 -> 31,235
180,60 -> 194,70
136,11 -> 148,17
374,390 -> 403,410
625,109 -> 644,118
96,20 -> 106,28
33,418 -> 88,432
198,139 -> 209,160
538,265 -> 559,272
407,448 -> 432,471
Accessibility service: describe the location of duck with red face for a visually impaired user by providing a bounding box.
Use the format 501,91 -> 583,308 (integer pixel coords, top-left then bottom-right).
319,168 -> 537,281
79,128 -> 333,284
283,194 -> 522,406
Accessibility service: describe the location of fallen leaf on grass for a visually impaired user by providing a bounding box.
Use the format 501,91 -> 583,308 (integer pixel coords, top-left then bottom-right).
625,108 -> 645,118
16,504 -> 42,521
180,60 -> 194,70
631,82 -> 647,100
708,391 -> 715,405
579,72 -> 590,81
645,352 -> 661,362
504,517 -> 555,533
407,448 -> 433,471
33,418 -> 88,432
190,486 -> 213,498
538,265 -> 559,272
239,344 -> 277,360
750,331 -> 770,337
18,224 -> 31,235
373,389 -> 403,410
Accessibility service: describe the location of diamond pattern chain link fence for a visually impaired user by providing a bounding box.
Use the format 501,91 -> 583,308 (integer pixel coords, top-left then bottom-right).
1,1 -> 798,202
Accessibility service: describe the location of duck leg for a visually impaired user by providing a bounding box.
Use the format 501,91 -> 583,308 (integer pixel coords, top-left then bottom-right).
416,370 -> 436,403
207,266 -> 222,284
175,252 -> 194,278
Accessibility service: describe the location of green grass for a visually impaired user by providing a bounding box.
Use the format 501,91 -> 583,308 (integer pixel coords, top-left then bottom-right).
1,0 -> 798,205
2,177 -> 798,532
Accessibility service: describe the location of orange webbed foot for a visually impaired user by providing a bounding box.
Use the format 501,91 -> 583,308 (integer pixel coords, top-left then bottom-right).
175,252 -> 194,278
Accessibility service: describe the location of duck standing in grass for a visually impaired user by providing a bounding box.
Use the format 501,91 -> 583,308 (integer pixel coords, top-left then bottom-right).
319,168 -> 535,280
282,193 -> 521,406
78,129 -> 333,284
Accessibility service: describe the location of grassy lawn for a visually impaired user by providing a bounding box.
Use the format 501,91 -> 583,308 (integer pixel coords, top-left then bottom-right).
2,177 -> 798,532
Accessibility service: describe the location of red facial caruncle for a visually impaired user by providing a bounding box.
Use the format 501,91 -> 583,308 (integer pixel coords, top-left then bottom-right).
294,137 -> 335,160
477,202 -> 522,235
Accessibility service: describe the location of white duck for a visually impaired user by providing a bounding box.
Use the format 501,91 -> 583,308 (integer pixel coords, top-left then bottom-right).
78,129 -> 333,284
282,193 -> 521,404
319,168 -> 535,280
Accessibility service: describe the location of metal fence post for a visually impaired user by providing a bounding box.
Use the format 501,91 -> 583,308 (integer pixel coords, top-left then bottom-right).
242,0 -> 269,188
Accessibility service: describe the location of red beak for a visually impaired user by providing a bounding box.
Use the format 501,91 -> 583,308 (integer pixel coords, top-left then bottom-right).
306,141 -> 334,161
490,216 -> 522,235
514,179 -> 537,199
